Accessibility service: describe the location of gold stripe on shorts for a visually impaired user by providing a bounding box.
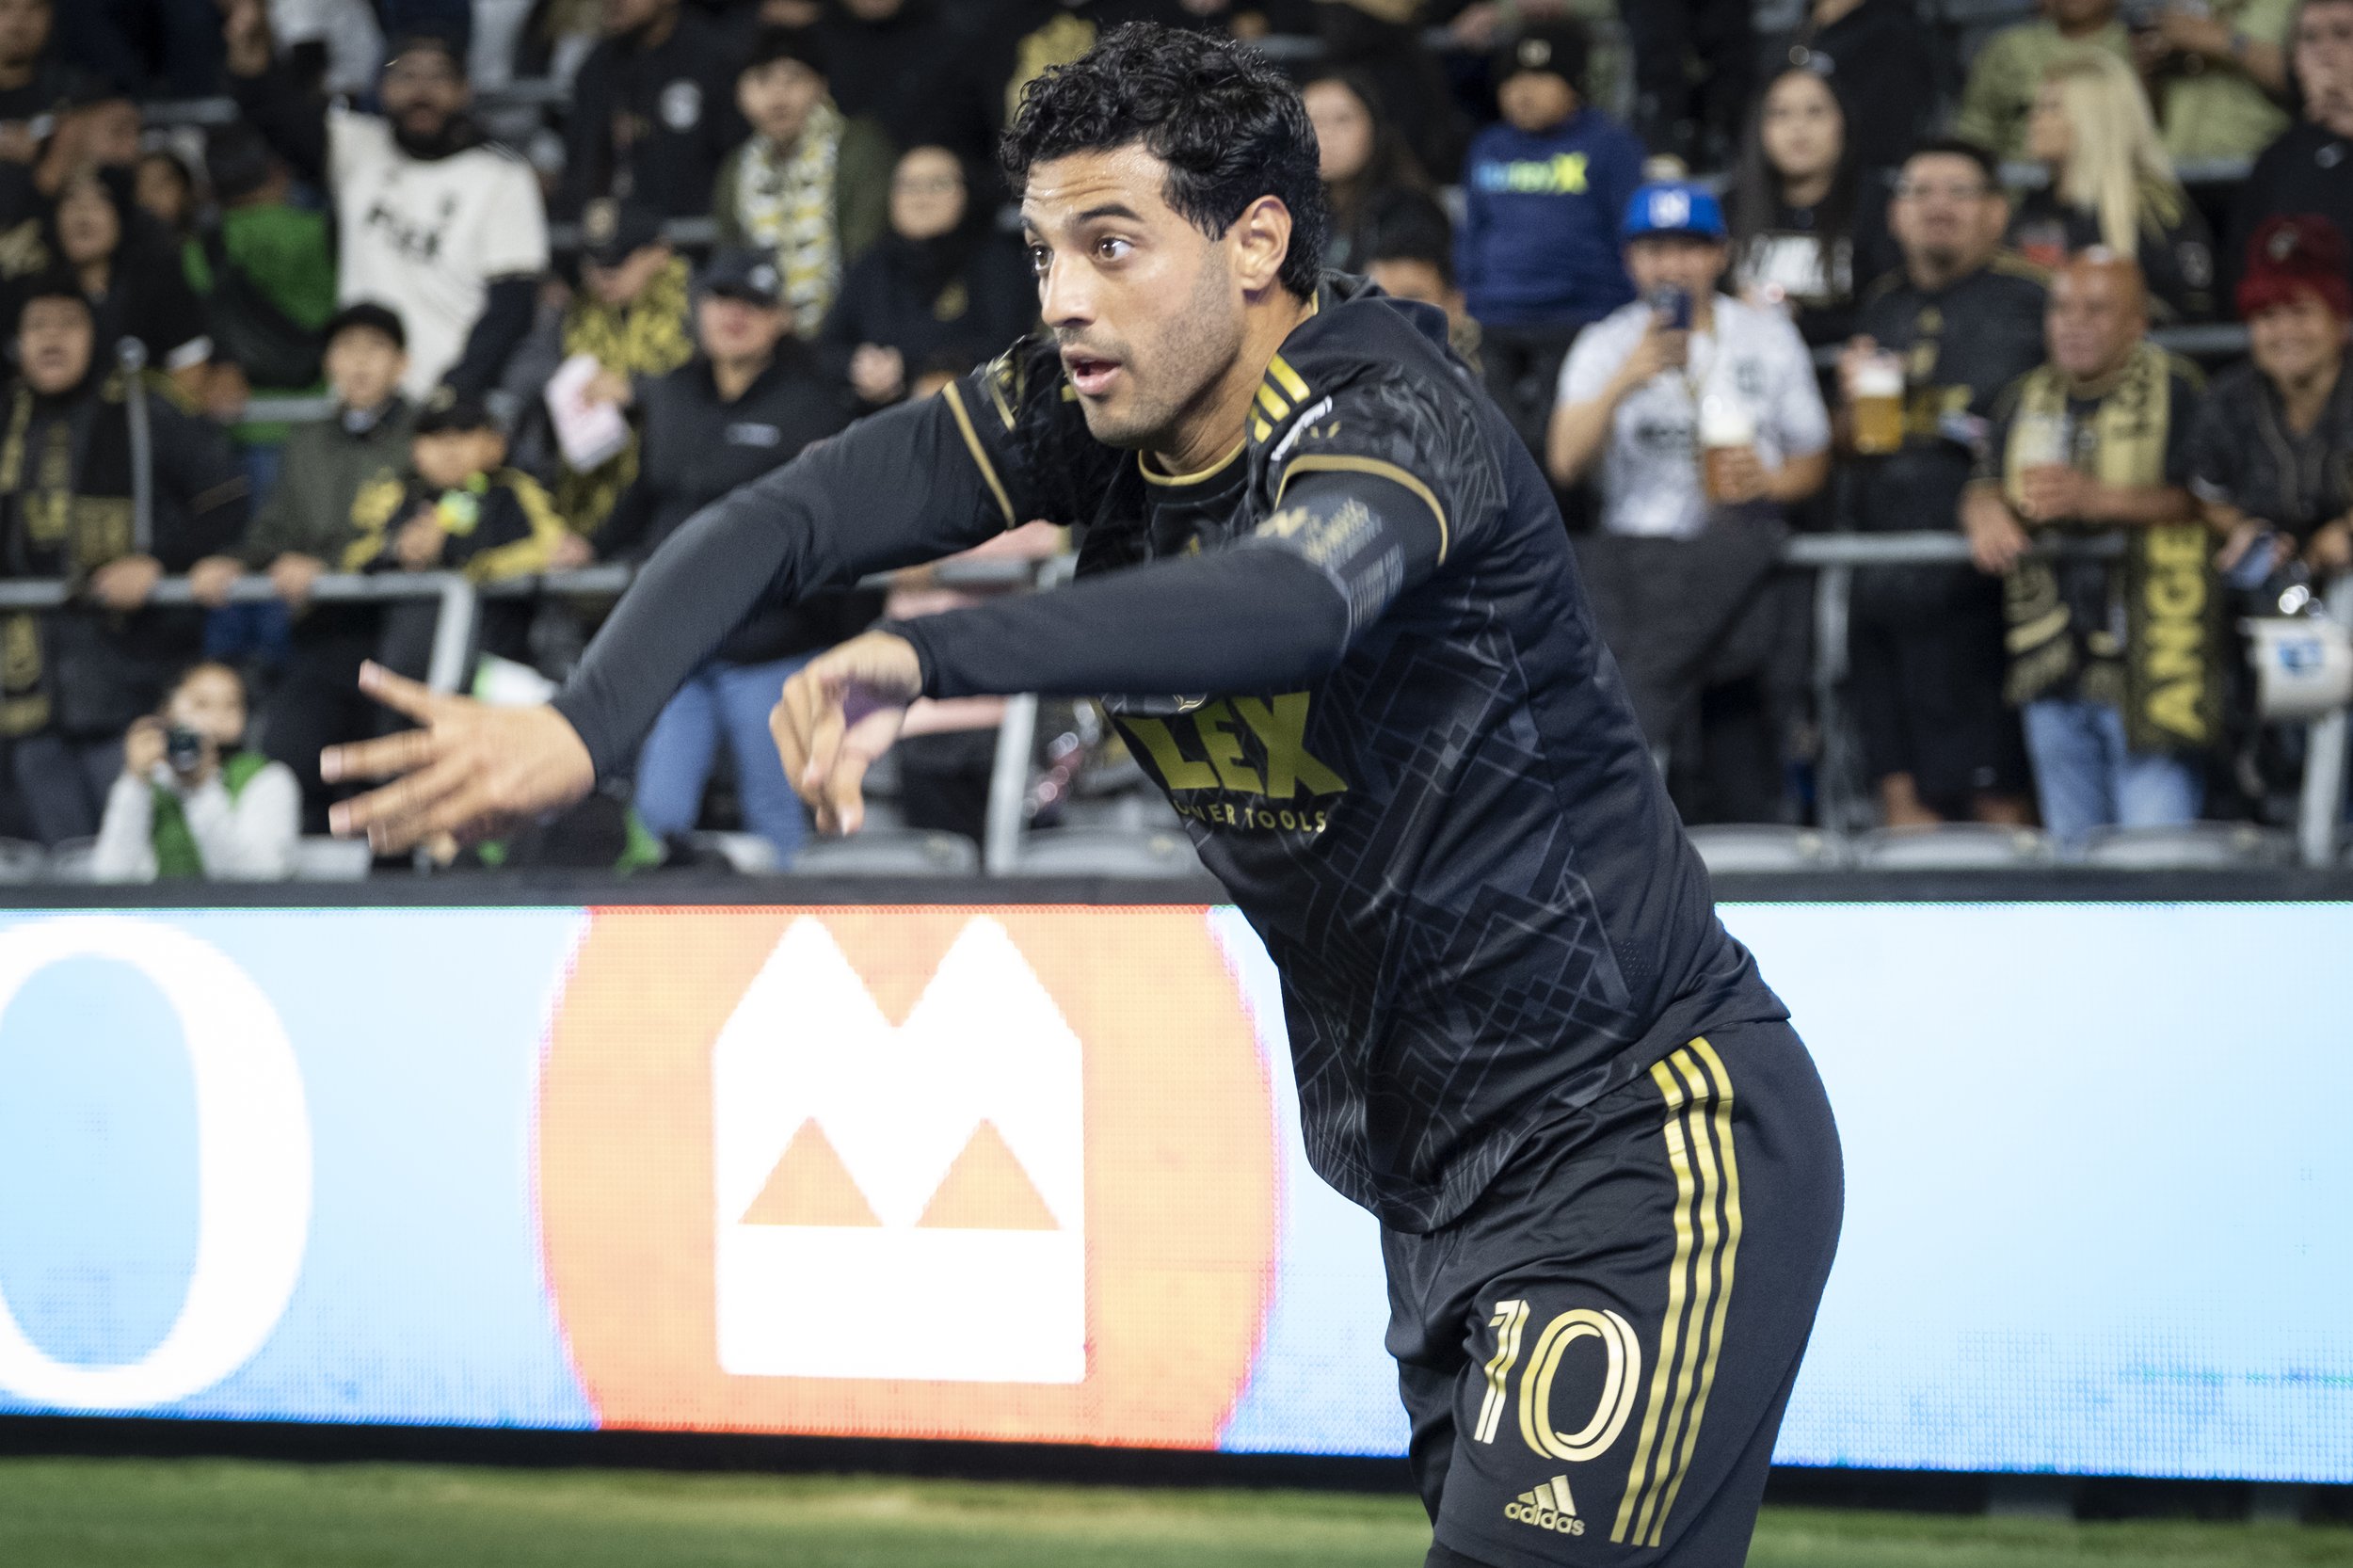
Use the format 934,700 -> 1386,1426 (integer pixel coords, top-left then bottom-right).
1613,1039 -> 1743,1547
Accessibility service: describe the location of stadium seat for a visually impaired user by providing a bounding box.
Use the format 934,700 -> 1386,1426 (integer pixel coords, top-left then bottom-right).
1011,826 -> 1205,877
690,831 -> 779,875
791,830 -> 981,875
1687,824 -> 1846,873
41,838 -> 96,883
1056,790 -> 1184,831
2077,823 -> 2296,870
0,839 -> 44,884
291,837 -> 374,882
1849,824 -> 2055,869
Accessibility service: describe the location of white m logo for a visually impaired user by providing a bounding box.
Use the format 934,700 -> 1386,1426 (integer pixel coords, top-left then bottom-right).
712,917 -> 1085,1384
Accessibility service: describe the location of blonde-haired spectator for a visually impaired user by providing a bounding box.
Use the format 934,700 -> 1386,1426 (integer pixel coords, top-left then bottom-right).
2007,49 -> 2218,321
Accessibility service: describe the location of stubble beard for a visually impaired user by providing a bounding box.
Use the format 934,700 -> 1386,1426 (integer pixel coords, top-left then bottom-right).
1080,251 -> 1243,452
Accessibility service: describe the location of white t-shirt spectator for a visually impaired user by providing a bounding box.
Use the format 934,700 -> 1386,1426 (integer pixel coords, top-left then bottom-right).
1558,294 -> 1831,539
328,106 -> 550,396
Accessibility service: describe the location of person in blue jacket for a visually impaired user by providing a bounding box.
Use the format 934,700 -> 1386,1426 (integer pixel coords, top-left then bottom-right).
1458,21 -> 1646,457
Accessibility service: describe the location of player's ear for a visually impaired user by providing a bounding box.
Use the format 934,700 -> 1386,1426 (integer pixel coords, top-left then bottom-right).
1227,195 -> 1293,298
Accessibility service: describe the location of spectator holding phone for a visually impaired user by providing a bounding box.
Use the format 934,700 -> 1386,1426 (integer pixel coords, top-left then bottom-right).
2186,215 -> 2353,582
93,661 -> 299,882
1548,182 -> 1831,820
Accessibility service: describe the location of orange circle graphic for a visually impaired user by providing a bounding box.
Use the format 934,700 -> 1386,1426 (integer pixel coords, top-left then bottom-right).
537,904 -> 1280,1447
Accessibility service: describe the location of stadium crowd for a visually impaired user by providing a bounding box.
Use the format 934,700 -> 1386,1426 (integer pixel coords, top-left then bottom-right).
1,0 -> 2351,877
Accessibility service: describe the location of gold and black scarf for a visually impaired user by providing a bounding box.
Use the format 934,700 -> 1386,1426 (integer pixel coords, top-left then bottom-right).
2000,341 -> 2220,753
555,254 -> 695,535
0,376 -> 136,737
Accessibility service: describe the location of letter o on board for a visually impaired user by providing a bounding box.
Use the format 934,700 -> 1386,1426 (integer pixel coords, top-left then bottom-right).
0,918 -> 310,1409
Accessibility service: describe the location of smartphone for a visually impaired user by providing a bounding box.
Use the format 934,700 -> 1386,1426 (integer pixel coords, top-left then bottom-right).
2227,530 -> 2284,591
1648,286 -> 1693,332
164,725 -> 205,775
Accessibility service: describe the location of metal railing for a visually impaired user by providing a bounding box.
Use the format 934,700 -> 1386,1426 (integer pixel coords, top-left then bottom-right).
8,530 -> 2346,875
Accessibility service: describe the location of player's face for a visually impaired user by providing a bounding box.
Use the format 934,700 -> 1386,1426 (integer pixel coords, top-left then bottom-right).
1022,145 -> 1249,451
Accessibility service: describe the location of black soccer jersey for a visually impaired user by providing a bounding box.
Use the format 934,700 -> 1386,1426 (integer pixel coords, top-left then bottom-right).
553,273 -> 1787,1233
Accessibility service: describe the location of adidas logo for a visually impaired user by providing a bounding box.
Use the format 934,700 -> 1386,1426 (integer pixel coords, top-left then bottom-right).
1506,1476 -> 1586,1536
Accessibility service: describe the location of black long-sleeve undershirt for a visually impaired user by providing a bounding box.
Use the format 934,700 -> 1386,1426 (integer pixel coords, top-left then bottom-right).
891,546 -> 1353,702
549,387 -> 1436,779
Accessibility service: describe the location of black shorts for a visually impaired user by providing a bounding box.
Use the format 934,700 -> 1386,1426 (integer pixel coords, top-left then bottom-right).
1847,571 -> 2028,805
1384,1019 -> 1843,1568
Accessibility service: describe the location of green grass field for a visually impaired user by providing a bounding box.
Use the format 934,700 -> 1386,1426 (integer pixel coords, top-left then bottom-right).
0,1459 -> 2346,1568
0,1459 -> 2344,1562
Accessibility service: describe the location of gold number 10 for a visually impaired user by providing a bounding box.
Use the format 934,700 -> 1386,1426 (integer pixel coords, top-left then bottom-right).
1473,1299 -> 1642,1463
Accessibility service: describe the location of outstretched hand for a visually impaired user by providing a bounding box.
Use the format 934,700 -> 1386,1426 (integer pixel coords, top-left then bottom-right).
771,632 -> 923,836
321,662 -> 595,853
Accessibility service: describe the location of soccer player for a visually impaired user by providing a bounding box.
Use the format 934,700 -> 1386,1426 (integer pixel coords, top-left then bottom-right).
323,27 -> 1843,1566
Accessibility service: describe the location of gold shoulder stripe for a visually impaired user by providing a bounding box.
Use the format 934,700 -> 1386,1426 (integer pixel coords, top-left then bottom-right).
943,380 -> 1017,527
1255,383 -> 1292,421
1274,454 -> 1450,567
1269,354 -> 1311,402
1137,440 -> 1245,488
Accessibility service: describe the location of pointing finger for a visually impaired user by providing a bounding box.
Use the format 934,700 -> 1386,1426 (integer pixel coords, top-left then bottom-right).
356,661 -> 448,726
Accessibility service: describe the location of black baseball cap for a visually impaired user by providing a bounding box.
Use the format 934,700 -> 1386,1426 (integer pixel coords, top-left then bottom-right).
413,388 -> 501,436
696,248 -> 786,309
1493,21 -> 1590,91
579,197 -> 665,268
324,301 -> 407,353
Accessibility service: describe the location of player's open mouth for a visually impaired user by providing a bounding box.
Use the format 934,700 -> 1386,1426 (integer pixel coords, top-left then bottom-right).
1063,352 -> 1122,397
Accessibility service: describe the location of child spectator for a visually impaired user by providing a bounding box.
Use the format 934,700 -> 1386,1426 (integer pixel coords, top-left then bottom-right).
556,0 -> 746,219
1300,69 -> 1445,276
237,302 -> 416,824
712,26 -> 894,339
822,146 -> 1032,408
93,662 -> 299,882
131,144 -> 196,238
2008,50 -> 2217,323
1457,20 -> 1642,455
1728,65 -> 1895,348
341,391 -> 565,705
1364,213 -> 1482,376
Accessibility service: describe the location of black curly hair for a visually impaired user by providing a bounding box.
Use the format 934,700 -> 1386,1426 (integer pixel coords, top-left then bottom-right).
1000,23 -> 1328,300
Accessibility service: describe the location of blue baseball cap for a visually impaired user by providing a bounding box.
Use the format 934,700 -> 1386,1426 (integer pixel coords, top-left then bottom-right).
1622,182 -> 1726,242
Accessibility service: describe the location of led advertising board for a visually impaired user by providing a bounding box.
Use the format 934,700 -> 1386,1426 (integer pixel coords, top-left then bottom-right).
0,904 -> 2345,1480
